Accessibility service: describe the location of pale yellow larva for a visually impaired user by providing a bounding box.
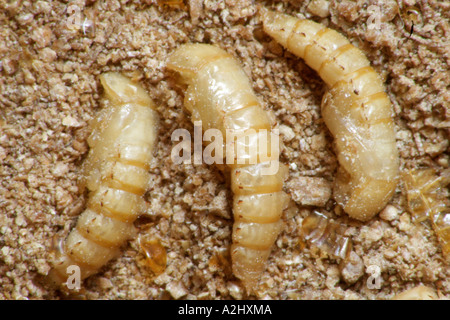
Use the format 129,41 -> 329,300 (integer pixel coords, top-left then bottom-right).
261,9 -> 400,221
166,43 -> 290,291
48,72 -> 158,288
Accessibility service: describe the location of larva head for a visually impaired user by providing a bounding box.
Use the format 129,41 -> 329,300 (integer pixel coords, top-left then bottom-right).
167,43 -> 268,135
166,43 -> 229,82
259,8 -> 298,49
99,72 -> 155,108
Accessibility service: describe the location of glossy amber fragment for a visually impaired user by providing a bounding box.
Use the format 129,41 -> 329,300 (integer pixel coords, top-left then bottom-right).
403,168 -> 450,257
301,211 -> 351,259
139,237 -> 167,275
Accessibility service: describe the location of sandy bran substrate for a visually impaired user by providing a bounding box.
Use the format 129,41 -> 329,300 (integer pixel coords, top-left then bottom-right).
0,0 -> 449,300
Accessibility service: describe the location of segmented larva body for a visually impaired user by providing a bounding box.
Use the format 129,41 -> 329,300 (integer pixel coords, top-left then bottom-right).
403,168 -> 450,257
261,9 -> 399,221
48,72 -> 158,286
167,43 -> 289,290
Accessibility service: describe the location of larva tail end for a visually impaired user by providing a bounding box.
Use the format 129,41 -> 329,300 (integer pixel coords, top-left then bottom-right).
231,245 -> 271,295
335,173 -> 398,222
233,266 -> 259,295
100,72 -> 155,109
259,8 -> 296,49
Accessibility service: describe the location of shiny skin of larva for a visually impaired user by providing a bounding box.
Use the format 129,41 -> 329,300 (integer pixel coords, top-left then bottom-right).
167,44 -> 289,290
226,130 -> 280,167
87,185 -> 146,223
231,162 -> 289,196
166,43 -> 272,135
48,73 -> 158,287
261,9 -> 399,221
321,82 -> 399,221
260,9 -> 370,88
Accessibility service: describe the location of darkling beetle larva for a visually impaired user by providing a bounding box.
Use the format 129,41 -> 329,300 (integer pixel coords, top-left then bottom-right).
167,43 -> 289,291
48,72 -> 158,288
261,8 -> 400,221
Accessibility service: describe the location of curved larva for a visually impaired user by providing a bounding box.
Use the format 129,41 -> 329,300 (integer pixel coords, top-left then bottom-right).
166,43 -> 289,291
260,9 -> 400,221
48,72 -> 158,287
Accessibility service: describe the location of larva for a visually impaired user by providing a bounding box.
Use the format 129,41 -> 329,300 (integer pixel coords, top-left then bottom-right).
48,72 -> 158,288
261,9 -> 400,221
403,168 -> 450,257
166,43 -> 290,291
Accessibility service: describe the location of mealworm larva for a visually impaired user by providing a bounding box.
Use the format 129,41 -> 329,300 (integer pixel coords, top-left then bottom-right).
261,8 -> 400,221
48,72 -> 158,288
167,43 -> 290,291
403,168 -> 450,257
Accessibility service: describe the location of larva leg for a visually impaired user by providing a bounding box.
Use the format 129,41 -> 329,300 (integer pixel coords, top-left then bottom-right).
261,9 -> 400,221
167,44 -> 289,291
48,72 -> 158,288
